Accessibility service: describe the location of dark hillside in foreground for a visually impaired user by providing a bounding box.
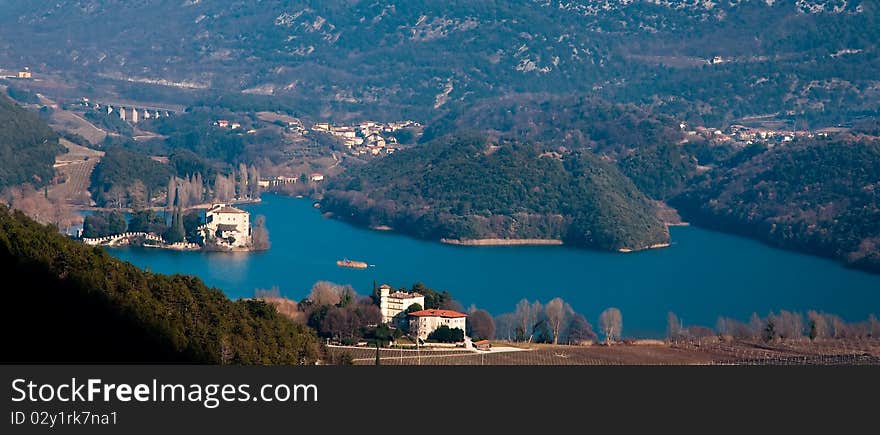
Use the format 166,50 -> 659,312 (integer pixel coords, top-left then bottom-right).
0,206 -> 321,364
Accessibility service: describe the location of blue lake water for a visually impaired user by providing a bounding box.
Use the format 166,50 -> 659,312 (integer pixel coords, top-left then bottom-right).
109,193 -> 880,337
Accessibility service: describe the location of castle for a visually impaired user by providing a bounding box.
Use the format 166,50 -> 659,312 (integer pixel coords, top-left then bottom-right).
201,204 -> 251,248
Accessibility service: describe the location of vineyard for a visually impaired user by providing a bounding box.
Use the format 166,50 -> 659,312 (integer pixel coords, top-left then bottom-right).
326,338 -> 880,365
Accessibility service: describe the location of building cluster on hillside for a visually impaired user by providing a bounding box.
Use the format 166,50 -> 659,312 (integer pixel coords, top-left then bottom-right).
377,284 -> 468,343
0,67 -> 32,79
312,120 -> 420,156
214,119 -> 242,130
680,121 -> 848,148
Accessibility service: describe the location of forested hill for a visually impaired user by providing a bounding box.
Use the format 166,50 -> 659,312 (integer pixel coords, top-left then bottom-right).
0,205 -> 321,363
0,94 -> 63,189
322,135 -> 669,251
672,137 -> 880,273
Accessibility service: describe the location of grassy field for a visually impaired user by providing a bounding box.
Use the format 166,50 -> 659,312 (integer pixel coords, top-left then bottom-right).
326,338 -> 880,365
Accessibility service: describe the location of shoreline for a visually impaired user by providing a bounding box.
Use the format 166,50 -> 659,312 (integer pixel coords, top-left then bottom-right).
618,243 -> 671,253
440,238 -> 564,246
74,197 -> 262,213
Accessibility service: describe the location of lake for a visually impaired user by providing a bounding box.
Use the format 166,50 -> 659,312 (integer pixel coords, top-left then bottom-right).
109,193 -> 880,337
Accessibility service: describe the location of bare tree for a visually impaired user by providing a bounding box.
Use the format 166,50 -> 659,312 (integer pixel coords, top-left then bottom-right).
494,313 -> 517,341
826,314 -> 849,339
167,176 -> 177,209
248,165 -> 261,199
308,281 -> 342,306
807,310 -> 829,341
772,310 -> 803,341
238,163 -> 248,199
544,297 -> 573,345
870,314 -> 880,338
127,180 -> 147,209
748,312 -> 763,340
251,215 -> 270,250
107,184 -> 126,209
667,311 -> 683,342
598,307 -> 622,345
514,299 -> 533,342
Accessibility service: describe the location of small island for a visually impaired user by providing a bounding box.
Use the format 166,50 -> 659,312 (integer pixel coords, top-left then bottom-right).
336,259 -> 369,269
81,203 -> 268,252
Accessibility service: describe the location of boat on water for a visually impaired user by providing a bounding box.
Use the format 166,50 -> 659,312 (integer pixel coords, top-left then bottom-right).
336,259 -> 368,269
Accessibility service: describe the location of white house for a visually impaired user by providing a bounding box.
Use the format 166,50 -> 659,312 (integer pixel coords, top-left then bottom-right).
309,173 -> 325,182
201,204 -> 251,248
378,284 -> 425,324
408,309 -> 467,341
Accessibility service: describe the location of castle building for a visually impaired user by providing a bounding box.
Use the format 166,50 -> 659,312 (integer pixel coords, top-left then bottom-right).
378,284 -> 425,325
201,204 -> 251,248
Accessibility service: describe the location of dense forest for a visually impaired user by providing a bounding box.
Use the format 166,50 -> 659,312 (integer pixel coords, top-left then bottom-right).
672,137 -> 880,273
0,94 -> 63,189
323,135 -> 669,251
89,146 -> 173,208
0,205 -> 321,363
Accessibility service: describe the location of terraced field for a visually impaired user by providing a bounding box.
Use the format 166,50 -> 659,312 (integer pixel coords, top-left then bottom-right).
48,139 -> 103,206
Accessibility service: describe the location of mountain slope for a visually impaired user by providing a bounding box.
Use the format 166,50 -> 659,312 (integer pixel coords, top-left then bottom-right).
672,137 -> 880,273
0,94 -> 63,189
0,1 -> 876,123
0,205 -> 321,363
322,135 -> 669,251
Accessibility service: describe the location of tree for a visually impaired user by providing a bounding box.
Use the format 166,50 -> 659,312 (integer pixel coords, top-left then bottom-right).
164,206 -> 185,243
238,163 -> 248,199
771,310 -> 803,341
467,309 -> 495,341
807,310 -> 828,341
251,215 -> 270,250
248,165 -> 261,199
82,213 -> 109,238
307,281 -> 352,306
564,313 -> 596,344
544,297 -> 573,345
667,311 -> 683,341
762,316 -> 776,343
749,312 -> 763,340
182,210 -> 203,243
127,180 -> 147,209
494,313 -> 517,341
870,314 -> 880,338
599,307 -> 622,344
428,325 -> 464,343
107,211 -> 127,234
167,176 -> 177,209
375,342 -> 381,366
129,209 -> 167,234
514,299 -> 542,342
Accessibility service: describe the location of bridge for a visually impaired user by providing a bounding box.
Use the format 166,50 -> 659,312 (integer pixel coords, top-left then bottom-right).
82,232 -> 165,246
78,98 -> 182,123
